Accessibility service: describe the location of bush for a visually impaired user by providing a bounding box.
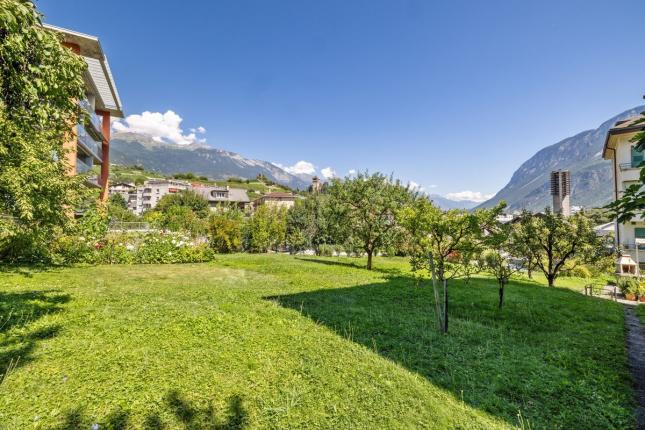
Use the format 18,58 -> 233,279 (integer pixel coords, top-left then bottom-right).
617,277 -> 639,296
318,244 -> 334,257
134,233 -> 208,264
208,211 -> 244,253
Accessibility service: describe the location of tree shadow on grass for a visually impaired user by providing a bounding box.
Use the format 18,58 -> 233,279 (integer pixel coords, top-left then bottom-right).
294,256 -> 406,276
267,275 -> 634,429
54,391 -> 247,430
0,290 -> 70,381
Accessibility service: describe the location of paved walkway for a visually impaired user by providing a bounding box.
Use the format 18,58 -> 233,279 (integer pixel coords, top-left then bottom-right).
624,305 -> 645,429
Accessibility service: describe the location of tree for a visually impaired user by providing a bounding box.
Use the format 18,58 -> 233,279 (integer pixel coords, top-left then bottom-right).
286,194 -> 333,253
512,210 -> 607,287
479,217 -> 521,309
208,209 -> 244,253
399,198 -> 503,332
328,172 -> 411,270
107,194 -> 138,222
0,0 -> 89,261
154,190 -> 210,218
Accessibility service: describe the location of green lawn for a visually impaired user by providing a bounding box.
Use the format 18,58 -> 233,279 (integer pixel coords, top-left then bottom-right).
0,255 -> 635,429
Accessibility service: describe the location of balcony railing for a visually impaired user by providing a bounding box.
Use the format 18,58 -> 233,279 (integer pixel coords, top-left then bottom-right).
76,157 -> 93,174
79,99 -> 104,138
77,124 -> 103,162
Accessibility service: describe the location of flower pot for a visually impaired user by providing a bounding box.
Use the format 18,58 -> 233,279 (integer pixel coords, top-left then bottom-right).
626,293 -> 637,301
640,295 -> 645,302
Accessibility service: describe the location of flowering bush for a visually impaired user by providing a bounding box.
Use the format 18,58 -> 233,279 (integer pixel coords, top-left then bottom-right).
134,232 -> 213,264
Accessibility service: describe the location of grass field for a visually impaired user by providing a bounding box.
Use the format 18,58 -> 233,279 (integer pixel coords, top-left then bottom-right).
0,255 -> 635,429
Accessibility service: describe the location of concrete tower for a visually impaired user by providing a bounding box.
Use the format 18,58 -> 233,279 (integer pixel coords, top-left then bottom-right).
550,170 -> 571,216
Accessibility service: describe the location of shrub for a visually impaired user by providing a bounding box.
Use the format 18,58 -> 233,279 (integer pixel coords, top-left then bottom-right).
617,277 -> 639,296
208,211 -> 244,253
318,244 -> 334,257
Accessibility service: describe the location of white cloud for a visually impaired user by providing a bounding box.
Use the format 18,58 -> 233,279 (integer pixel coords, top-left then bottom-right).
408,181 -> 425,192
444,191 -> 493,203
273,160 -> 316,175
427,184 -> 438,189
112,110 -> 205,145
348,169 -> 357,177
321,167 -> 336,179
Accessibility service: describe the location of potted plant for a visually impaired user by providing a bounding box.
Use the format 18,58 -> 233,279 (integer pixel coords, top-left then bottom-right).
639,281 -> 645,302
618,277 -> 638,301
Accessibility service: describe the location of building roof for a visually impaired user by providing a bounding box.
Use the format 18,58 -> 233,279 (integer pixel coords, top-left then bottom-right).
263,192 -> 296,199
195,186 -> 250,203
43,24 -> 124,118
602,114 -> 645,159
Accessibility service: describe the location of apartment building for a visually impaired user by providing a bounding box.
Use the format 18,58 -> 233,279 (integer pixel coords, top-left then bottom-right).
602,114 -> 645,275
45,24 -> 123,201
136,179 -> 190,214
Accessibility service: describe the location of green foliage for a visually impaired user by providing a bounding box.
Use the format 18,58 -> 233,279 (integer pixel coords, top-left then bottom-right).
511,210 -> 610,287
134,233 -> 213,264
0,0 -> 90,262
155,190 -> 210,218
208,209 -> 244,253
107,194 -> 139,222
158,205 -> 208,237
285,194 -> 333,253
327,171 -> 412,269
244,206 -> 286,253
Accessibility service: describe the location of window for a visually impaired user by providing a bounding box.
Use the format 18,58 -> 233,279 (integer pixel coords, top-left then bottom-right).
632,146 -> 644,168
635,228 -> 645,239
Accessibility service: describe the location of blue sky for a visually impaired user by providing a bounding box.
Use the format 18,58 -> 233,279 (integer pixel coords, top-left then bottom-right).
39,0 -> 645,201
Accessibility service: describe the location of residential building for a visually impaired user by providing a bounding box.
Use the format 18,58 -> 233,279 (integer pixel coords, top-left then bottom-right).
136,179 -> 190,214
602,114 -> 645,274
109,182 -> 138,212
253,192 -> 297,210
194,185 -> 250,211
45,24 -> 123,201
311,176 -> 323,193
550,170 -> 571,216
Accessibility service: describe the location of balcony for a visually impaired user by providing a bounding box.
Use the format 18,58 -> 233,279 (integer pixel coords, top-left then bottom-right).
77,124 -> 103,163
79,99 -> 104,140
76,157 -> 93,174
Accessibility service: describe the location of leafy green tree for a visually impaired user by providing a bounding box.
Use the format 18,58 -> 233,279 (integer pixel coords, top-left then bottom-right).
328,172 -> 411,270
208,209 -> 244,253
286,194 -> 333,253
108,193 -> 128,210
479,216 -> 521,309
512,210 -> 607,287
160,205 -> 207,236
0,0 -> 89,261
399,197 -> 502,332
155,190 -> 210,218
245,205 -> 272,252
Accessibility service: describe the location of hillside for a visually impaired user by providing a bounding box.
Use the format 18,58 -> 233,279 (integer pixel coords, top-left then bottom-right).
107,164 -> 294,200
478,106 -> 645,211
109,132 -> 312,190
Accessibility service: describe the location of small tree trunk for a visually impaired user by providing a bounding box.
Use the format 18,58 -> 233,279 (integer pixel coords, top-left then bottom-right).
429,254 -> 444,331
366,250 -> 373,270
498,280 -> 505,309
547,275 -> 555,287
443,279 -> 449,334
527,266 -> 532,279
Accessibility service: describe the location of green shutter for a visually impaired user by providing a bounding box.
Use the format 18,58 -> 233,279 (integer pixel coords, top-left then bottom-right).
632,146 -> 644,167
635,228 -> 645,239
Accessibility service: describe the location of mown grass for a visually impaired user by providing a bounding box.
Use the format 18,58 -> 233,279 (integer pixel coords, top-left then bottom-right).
0,255 -> 635,429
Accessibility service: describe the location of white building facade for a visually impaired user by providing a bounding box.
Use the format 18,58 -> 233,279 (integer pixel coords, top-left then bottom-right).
603,115 -> 645,274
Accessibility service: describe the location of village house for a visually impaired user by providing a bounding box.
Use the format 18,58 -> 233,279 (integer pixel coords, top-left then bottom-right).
193,185 -> 251,211
253,192 -> 297,210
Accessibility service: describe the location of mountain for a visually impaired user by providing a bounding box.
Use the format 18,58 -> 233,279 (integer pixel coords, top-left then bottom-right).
429,195 -> 481,210
477,106 -> 645,212
109,132 -> 311,190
